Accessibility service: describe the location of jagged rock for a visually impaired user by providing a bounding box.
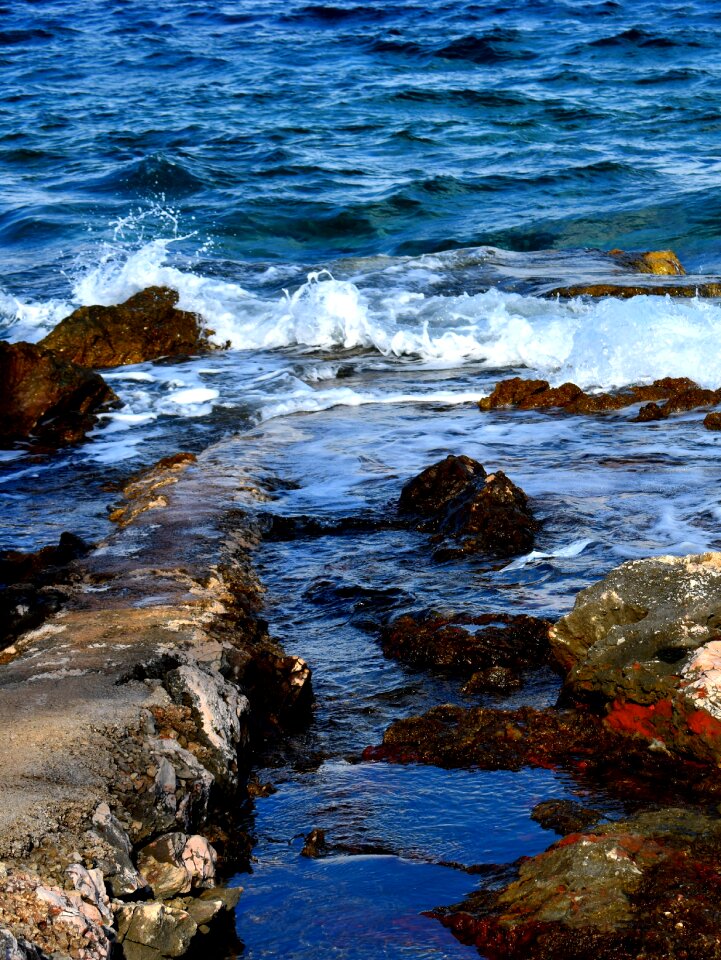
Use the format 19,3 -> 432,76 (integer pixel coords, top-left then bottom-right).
240,651 -> 314,733
40,286 -> 213,368
138,833 -> 217,900
550,553 -> 721,764
431,808 -> 721,960
0,340 -> 117,446
398,455 -> 536,558
164,664 -> 250,784
380,611 -> 552,683
116,901 -> 197,959
479,375 -> 720,419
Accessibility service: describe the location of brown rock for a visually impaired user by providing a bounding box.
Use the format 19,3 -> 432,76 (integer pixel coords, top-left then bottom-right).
608,248 -> 686,275
399,455 -> 536,558
547,281 -> 721,298
705,412 -> 721,431
0,341 -> 117,446
530,798 -> 603,834
380,611 -> 552,679
40,286 -> 212,368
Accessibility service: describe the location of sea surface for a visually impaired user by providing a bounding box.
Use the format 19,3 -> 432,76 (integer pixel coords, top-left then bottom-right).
3,1 -> 721,957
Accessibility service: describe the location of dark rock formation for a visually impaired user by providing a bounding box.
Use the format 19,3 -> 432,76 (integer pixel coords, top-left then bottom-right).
399,455 -> 536,558
480,375 -> 721,421
530,798 -> 603,835
379,611 -> 552,689
705,412 -> 721,431
0,532 -> 91,651
40,286 -> 213,368
0,341 -> 117,446
431,807 -> 721,960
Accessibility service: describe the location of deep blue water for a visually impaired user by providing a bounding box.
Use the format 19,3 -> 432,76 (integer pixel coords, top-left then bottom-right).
5,3 -> 721,957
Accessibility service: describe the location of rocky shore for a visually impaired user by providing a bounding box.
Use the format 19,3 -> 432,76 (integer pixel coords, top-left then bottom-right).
0,451 -> 312,960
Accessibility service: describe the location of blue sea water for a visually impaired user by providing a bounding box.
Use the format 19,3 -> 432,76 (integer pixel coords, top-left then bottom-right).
4,2 -> 721,957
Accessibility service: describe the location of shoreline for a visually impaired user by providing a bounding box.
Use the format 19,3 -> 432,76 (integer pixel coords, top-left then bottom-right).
0,450 -> 312,959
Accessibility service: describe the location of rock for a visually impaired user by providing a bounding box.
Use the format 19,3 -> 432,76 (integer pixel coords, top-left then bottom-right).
240,651 -> 314,734
480,376 -> 721,420
530,799 -> 603,835
550,553 -> 721,764
547,281 -> 721,298
380,611 -> 552,683
198,885 -> 242,911
398,455 -> 536,558
301,829 -> 328,859
116,901 -> 197,958
431,807 -> 721,960
608,248 -> 686,275
40,286 -> 213,368
705,412 -> 721,431
65,863 -> 112,923
164,664 -> 250,784
398,455 -> 487,517
0,340 -> 117,446
138,833 -> 217,900
0,532 -> 90,651
109,453 -> 197,529
462,665 -> 523,694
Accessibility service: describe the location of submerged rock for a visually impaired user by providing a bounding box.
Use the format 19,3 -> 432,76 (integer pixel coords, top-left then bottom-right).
0,340 -> 117,446
530,798 -> 603,835
547,280 -> 721,298
480,375 -> 721,420
550,553 -> 721,765
431,807 -> 721,960
379,611 -> 552,688
40,286 -> 213,368
398,455 -> 536,558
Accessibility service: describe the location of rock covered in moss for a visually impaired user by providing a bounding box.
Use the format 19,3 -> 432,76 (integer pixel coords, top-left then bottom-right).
431,808 -> 721,960
40,286 -> 213,368
551,553 -> 721,764
399,455 -> 536,558
0,340 -> 117,446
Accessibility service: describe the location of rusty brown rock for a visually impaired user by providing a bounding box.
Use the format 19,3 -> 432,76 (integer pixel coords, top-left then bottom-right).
0,340 -> 117,446
40,286 -> 213,368
705,412 -> 721,431
547,281 -> 721,298
608,248 -> 686,275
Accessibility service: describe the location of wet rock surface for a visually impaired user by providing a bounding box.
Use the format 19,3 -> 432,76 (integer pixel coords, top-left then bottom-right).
0,340 -> 118,447
379,611 -> 552,688
0,452 -> 310,959
40,286 -> 213,368
0,532 -> 91,652
547,280 -> 721,298
398,455 -> 537,558
432,807 -> 721,960
480,375 -> 721,420
550,553 -> 721,764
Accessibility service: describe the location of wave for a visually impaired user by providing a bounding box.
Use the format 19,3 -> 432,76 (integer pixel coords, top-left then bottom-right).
6,239 -> 721,394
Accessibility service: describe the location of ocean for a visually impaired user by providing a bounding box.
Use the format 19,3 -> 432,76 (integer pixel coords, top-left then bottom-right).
3,1 -> 721,956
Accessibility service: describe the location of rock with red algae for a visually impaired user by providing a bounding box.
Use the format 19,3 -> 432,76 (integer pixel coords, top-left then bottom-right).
40,286 -> 214,368
430,807 -> 721,960
551,553 -> 721,764
399,455 -> 536,558
0,340 -> 118,446
480,376 -> 721,421
380,611 -> 552,685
